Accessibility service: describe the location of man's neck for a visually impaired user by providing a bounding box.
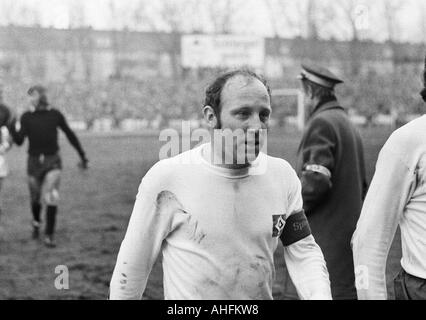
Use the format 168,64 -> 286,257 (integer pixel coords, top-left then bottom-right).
311,97 -> 337,116
204,143 -> 251,170
35,104 -> 48,111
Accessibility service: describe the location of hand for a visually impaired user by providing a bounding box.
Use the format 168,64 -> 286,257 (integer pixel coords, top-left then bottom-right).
78,158 -> 89,170
6,114 -> 17,129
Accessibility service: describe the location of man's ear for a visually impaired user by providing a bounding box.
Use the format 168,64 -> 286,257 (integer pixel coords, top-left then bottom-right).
202,105 -> 218,129
306,85 -> 315,99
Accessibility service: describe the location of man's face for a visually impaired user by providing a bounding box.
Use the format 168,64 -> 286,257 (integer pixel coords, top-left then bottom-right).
300,83 -> 315,115
29,91 -> 41,108
216,76 -> 271,165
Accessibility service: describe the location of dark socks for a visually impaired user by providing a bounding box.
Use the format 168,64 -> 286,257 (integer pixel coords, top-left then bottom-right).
45,206 -> 57,237
31,202 -> 41,223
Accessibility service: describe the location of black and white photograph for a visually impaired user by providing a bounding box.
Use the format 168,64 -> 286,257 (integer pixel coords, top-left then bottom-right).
0,0 -> 425,309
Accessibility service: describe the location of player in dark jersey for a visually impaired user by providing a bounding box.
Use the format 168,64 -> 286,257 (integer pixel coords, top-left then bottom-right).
8,85 -> 88,247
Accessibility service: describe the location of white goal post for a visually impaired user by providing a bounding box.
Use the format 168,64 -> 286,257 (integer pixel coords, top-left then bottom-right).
272,88 -> 305,131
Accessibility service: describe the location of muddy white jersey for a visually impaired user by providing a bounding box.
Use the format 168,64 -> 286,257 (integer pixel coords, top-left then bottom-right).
110,144 -> 331,300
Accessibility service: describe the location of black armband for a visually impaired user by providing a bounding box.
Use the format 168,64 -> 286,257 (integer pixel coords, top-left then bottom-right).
280,210 -> 312,247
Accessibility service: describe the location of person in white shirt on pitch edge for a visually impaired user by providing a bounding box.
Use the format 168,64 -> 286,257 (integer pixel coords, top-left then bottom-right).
352,58 -> 426,300
0,85 -> 12,237
110,70 -> 331,300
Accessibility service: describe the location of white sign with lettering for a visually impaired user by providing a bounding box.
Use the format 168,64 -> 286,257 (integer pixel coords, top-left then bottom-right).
181,35 -> 265,69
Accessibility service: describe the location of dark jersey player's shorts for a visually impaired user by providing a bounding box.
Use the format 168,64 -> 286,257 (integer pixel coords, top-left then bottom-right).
27,153 -> 62,182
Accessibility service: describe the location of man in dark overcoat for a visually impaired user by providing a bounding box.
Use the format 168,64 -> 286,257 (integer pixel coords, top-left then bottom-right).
283,64 -> 368,300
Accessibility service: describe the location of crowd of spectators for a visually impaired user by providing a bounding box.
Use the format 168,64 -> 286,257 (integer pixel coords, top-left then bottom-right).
2,65 -> 424,131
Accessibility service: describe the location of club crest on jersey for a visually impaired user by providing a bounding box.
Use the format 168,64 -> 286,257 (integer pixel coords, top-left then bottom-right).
272,215 -> 286,238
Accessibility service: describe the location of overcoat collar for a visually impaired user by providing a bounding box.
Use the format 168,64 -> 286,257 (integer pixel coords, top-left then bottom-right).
310,99 -> 344,118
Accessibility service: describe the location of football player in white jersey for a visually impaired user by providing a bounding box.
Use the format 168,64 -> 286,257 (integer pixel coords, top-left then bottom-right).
110,70 -> 331,300
352,57 -> 426,300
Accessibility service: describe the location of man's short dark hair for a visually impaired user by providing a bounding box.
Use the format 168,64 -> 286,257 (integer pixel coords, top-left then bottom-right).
28,84 -> 49,106
204,69 -> 271,120
421,88 -> 426,102
301,79 -> 336,102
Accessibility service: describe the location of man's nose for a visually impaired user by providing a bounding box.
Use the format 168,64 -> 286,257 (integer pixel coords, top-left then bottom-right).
247,114 -> 263,131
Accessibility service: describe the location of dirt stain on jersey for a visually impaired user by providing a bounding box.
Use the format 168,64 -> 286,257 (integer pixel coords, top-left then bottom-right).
156,190 -> 206,244
187,215 -> 207,244
156,191 -> 187,213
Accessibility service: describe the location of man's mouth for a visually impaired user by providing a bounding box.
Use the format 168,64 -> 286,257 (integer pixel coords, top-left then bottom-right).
245,139 -> 260,147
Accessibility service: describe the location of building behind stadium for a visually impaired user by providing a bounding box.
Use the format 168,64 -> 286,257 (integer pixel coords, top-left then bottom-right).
0,25 -> 423,83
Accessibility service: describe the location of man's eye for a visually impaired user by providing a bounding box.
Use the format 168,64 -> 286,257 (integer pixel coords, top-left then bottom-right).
236,111 -> 250,117
260,113 -> 270,121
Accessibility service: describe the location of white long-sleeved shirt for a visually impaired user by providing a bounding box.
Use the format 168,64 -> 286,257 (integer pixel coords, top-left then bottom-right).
0,127 -> 11,177
0,126 -> 11,154
352,115 -> 426,300
110,144 -> 331,300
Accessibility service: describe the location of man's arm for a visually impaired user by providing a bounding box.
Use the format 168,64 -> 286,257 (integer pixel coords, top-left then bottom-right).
0,127 -> 12,154
280,169 -> 332,300
110,163 -> 177,300
8,115 -> 26,146
352,143 -> 415,300
57,111 -> 87,163
299,117 -> 336,213
283,235 -> 332,300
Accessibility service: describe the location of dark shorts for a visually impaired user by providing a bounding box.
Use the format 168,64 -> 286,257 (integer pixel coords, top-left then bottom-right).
394,269 -> 426,300
27,153 -> 62,182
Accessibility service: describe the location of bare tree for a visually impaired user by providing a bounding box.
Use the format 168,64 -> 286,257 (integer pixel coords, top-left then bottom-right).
1,1 -> 44,81
156,0 -> 189,79
108,0 -> 124,79
131,0 -> 202,79
335,0 -> 362,41
305,0 -> 320,39
132,0 -> 157,31
132,0 -> 198,32
66,1 -> 94,82
382,0 -> 405,69
205,0 -> 242,34
263,0 -> 295,37
332,0 -> 365,75
265,0 -> 325,39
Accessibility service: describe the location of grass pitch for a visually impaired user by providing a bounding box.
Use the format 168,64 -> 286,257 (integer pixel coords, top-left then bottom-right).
0,126 -> 400,299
